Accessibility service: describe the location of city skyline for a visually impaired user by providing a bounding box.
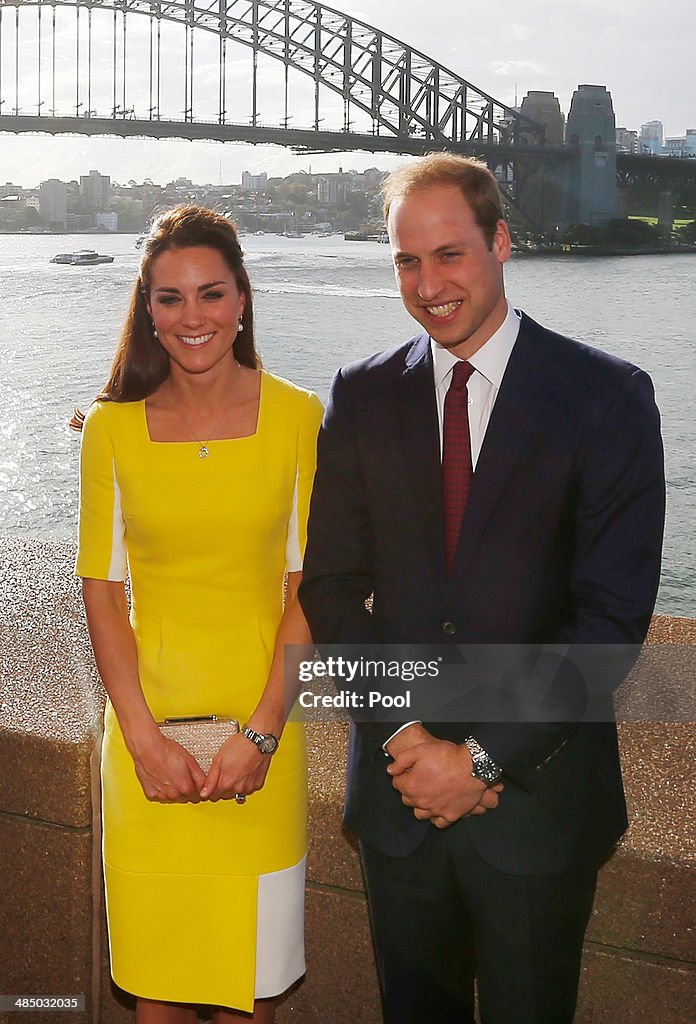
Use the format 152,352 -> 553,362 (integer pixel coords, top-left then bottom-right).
0,0 -> 692,187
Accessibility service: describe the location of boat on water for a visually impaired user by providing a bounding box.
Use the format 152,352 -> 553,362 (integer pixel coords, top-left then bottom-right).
344,231 -> 390,243
50,250 -> 115,265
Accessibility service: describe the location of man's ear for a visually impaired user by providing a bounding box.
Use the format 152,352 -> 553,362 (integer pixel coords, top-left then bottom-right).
492,219 -> 512,265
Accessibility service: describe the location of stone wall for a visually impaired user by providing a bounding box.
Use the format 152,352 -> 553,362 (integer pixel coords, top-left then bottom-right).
0,539 -> 694,1022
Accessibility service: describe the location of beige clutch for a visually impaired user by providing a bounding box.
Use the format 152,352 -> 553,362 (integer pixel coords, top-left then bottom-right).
157,715 -> 240,772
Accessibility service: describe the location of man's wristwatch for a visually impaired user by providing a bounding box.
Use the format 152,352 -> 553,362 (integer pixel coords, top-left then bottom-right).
464,736 -> 502,785
243,726 -> 279,755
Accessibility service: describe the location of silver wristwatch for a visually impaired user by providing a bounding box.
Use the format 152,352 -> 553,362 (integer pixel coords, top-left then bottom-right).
464,736 -> 502,785
242,726 -> 279,755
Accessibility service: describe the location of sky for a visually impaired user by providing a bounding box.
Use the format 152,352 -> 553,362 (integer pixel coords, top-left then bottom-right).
0,0 -> 692,188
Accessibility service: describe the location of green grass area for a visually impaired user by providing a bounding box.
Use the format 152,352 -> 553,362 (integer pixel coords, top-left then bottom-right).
629,216 -> 695,229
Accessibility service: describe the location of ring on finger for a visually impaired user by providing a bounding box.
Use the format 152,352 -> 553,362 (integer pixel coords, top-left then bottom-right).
235,793 -> 247,805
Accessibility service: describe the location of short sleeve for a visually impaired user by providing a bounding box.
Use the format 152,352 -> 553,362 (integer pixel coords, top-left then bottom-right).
285,392 -> 324,573
74,402 -> 128,581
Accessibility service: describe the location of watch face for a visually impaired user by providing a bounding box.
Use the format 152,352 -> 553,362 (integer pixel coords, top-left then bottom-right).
473,758 -> 500,785
259,735 -> 278,754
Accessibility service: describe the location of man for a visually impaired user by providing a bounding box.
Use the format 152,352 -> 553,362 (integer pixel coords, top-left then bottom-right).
299,154 -> 665,1024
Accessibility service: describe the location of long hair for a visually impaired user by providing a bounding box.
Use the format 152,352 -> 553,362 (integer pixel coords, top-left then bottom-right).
71,205 -> 259,429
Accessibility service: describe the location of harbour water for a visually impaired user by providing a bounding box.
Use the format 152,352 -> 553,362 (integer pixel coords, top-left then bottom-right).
0,233 -> 693,615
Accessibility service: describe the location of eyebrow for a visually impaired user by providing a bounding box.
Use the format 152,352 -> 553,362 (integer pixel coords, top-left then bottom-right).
154,280 -> 227,293
393,241 -> 466,259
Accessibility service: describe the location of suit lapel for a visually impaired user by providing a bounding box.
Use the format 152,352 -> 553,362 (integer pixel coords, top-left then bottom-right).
396,335 -> 448,581
447,316 -> 547,587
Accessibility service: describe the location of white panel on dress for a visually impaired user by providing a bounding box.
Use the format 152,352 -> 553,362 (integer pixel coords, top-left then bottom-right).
284,468 -> 302,573
108,460 -> 128,581
255,855 -> 306,997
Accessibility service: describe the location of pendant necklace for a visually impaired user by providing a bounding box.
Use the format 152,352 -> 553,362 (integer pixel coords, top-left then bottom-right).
178,406 -> 214,460
174,363 -> 241,459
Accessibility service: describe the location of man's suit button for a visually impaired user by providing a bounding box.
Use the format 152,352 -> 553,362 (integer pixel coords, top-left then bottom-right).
441,620 -> 456,636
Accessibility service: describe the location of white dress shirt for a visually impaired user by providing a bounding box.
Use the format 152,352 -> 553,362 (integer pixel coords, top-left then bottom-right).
384,303 -> 521,750
432,302 -> 521,459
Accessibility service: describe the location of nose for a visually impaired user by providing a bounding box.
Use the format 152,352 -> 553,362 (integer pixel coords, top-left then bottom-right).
180,299 -> 205,328
416,261 -> 444,303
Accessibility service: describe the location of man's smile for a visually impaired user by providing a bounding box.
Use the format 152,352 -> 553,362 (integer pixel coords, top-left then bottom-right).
424,301 -> 463,317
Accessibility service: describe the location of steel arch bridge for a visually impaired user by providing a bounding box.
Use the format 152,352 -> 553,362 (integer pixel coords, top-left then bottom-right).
0,0 -> 547,163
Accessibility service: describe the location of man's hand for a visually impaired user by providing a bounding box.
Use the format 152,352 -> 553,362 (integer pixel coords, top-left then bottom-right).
387,738 -> 503,828
384,721 -> 432,759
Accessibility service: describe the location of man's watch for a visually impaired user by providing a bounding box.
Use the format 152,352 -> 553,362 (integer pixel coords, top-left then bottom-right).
464,736 -> 502,785
242,726 -> 279,755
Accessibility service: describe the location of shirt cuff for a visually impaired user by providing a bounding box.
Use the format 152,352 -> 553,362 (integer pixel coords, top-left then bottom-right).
382,721 -> 422,753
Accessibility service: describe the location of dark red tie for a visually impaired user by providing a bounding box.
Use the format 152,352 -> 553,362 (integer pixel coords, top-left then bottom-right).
442,361 -> 475,572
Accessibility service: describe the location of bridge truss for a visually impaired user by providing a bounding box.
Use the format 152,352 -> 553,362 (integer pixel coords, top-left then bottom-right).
0,1 -> 545,166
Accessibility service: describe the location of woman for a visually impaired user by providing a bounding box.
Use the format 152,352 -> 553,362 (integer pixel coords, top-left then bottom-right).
75,206 -> 323,1023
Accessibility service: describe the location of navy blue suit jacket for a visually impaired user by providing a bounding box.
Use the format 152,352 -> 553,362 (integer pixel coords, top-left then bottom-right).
299,313 -> 665,874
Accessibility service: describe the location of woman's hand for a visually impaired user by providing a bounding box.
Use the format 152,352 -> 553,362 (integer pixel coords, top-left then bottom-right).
200,732 -> 272,802
131,732 -> 207,803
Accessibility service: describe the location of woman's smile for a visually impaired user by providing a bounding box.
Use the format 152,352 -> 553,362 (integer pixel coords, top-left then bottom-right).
178,331 -> 216,347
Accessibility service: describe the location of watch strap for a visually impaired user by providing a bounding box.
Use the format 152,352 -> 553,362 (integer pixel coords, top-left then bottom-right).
464,736 -> 503,785
242,726 -> 279,754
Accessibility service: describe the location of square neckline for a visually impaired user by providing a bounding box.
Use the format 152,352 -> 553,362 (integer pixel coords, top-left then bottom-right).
142,368 -> 265,445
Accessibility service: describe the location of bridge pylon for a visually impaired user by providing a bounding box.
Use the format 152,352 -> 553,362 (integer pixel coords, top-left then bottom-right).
565,84 -> 619,226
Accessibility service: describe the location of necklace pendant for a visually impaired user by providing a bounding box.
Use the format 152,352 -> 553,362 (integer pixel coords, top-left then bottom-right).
198,444 -> 210,459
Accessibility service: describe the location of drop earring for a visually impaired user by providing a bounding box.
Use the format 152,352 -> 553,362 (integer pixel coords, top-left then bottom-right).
151,320 -> 158,338
237,319 -> 243,333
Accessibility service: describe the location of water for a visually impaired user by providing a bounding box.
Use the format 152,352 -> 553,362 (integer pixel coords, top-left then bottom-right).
0,233 -> 693,615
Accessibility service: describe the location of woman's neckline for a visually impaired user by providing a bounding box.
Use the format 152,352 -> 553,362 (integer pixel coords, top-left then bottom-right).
143,368 -> 265,445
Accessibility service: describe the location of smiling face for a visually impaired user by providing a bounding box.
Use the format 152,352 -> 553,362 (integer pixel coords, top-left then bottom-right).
388,183 -> 511,360
146,245 -> 245,380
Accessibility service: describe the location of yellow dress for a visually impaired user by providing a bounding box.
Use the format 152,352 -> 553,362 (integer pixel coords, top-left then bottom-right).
75,371 -> 323,1011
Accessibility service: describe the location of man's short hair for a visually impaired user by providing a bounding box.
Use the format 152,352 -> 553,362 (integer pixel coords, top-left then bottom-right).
382,153 -> 504,249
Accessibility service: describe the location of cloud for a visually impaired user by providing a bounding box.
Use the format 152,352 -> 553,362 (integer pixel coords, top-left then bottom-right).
491,60 -> 548,77
507,23 -> 533,43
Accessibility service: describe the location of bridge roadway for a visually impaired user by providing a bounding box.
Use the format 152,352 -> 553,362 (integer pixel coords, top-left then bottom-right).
0,113 -> 573,164
5,115 -> 694,187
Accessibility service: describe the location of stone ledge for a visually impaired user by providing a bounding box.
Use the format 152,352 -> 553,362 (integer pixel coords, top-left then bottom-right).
1,538 -> 103,827
1,536 -> 694,1023
0,815 -> 96,1024
576,947 -> 696,1024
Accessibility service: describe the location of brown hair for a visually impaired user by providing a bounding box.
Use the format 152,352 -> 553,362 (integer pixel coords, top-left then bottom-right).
70,205 -> 259,430
382,153 -> 504,249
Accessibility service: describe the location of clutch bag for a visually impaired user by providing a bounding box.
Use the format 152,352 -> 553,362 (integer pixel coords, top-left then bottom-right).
157,714 -> 239,772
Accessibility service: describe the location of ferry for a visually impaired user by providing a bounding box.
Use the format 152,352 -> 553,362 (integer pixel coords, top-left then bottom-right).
50,250 -> 115,265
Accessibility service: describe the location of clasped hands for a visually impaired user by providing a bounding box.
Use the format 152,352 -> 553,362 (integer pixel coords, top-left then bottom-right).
385,723 -> 503,829
133,731 -> 270,804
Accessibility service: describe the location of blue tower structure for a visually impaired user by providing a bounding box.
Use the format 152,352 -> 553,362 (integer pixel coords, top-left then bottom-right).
565,85 -> 618,225
517,91 -> 566,233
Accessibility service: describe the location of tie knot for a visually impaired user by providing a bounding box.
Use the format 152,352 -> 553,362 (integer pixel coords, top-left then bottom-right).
450,361 -> 474,391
